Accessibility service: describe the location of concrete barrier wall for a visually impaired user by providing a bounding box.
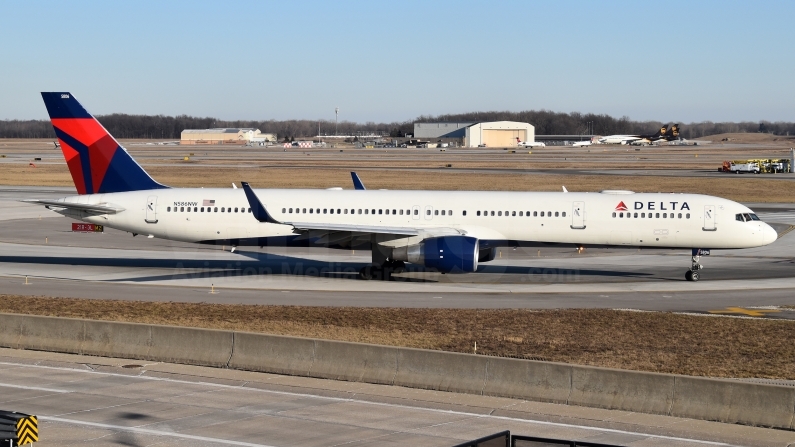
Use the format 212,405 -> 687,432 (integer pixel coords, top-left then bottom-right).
0,313 -> 791,430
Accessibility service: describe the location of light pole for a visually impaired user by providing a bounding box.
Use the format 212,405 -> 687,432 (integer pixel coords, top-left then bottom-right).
335,107 -> 339,136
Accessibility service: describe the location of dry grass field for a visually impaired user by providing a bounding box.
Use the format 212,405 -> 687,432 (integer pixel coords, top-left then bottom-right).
1,294 -> 793,380
3,162 -> 794,202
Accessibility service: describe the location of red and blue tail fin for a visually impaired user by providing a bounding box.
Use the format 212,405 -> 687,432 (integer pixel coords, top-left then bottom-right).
41,92 -> 168,194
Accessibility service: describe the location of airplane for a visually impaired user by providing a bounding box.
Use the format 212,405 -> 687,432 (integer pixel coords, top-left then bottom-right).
516,137 -> 545,148
27,92 -> 777,282
572,140 -> 592,147
598,124 -> 673,145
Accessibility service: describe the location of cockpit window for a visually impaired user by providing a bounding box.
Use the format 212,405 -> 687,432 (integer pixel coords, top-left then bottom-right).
743,213 -> 752,222
750,213 -> 760,221
736,213 -> 761,222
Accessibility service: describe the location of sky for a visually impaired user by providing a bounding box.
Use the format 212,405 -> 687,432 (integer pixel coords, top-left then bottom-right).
1,0 -> 793,123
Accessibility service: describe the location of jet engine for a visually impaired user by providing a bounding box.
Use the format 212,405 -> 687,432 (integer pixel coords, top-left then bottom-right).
391,236 -> 479,273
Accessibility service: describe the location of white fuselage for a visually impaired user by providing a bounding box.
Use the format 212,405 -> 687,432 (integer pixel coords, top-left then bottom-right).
597,135 -> 642,145
48,188 -> 777,250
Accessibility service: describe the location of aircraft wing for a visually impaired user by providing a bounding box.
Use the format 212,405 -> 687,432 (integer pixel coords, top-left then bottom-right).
22,199 -> 126,214
241,182 -> 465,239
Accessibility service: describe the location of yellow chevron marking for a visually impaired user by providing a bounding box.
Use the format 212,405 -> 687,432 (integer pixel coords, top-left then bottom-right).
709,307 -> 780,317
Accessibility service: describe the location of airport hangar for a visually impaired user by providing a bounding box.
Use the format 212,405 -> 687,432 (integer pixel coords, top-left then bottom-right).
180,128 -> 277,145
414,121 -> 535,147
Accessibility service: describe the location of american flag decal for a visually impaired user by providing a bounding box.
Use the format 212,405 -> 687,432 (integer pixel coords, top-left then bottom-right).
203,199 -> 215,206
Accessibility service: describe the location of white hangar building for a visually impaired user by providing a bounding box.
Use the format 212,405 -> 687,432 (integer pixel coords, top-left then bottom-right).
414,121 -> 535,148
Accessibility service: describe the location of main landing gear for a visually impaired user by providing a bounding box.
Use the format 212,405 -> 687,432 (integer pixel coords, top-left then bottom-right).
686,251 -> 704,282
358,260 -> 406,281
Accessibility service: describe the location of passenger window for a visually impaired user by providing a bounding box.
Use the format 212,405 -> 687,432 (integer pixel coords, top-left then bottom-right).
533,211 -> 537,217
462,211 -> 466,216
547,211 -> 551,217
167,207 -> 171,212
477,211 -> 481,216
490,211 -> 495,216
670,213 -> 674,219
393,209 -> 397,215
187,207 -> 192,213
662,213 -> 667,218
234,207 -> 238,213
180,207 -> 184,212
512,211 -> 516,216
441,210 -> 445,216
289,208 -> 293,213
632,212 -> 636,218
434,210 -> 438,216
248,208 -> 252,213
414,209 -> 418,215
344,209 -> 348,214
400,210 -> 404,215
541,211 -> 545,217
556,212 -> 560,217
612,212 -> 616,217
337,209 -> 341,214
371,209 -> 375,214
498,211 -> 502,216
619,212 -> 623,217
310,208 -> 314,214
330,209 -> 334,214
686,213 -> 690,219
656,213 -> 660,218
641,213 -> 645,218
426,209 -> 431,215
365,209 -> 368,214
358,209 -> 362,214
324,209 -> 327,214
282,208 -> 286,213
214,207 -> 218,212
562,211 -> 566,217
379,209 -> 383,215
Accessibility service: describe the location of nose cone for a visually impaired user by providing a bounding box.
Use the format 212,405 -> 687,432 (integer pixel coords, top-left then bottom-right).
762,223 -> 778,245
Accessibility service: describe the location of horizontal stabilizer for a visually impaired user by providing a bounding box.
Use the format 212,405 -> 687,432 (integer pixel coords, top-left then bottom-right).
22,199 -> 125,214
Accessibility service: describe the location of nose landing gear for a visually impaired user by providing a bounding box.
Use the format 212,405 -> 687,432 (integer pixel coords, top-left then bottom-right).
686,249 -> 707,281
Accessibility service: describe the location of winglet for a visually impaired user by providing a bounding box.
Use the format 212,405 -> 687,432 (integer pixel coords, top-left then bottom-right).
351,172 -> 366,190
242,182 -> 282,224
562,186 -> 568,193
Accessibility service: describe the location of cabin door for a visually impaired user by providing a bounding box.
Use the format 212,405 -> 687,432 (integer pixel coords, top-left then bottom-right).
571,201 -> 585,229
703,205 -> 716,231
145,196 -> 158,223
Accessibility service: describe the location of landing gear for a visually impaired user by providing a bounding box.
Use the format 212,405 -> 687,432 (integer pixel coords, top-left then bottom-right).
357,260 -> 405,280
686,252 -> 704,281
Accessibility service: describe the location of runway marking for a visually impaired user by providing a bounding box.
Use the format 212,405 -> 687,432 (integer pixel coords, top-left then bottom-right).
708,307 -> 780,317
42,416 -> 278,447
0,360 -> 734,446
0,383 -> 71,393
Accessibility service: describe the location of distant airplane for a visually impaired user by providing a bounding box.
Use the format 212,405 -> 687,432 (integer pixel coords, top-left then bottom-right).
572,140 -> 592,147
516,137 -> 545,148
599,124 -> 678,145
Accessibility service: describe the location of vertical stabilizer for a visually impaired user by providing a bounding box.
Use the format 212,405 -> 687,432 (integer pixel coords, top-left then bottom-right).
41,92 -> 168,194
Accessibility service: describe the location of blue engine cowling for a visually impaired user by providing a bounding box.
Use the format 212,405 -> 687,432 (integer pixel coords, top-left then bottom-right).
392,236 -> 479,273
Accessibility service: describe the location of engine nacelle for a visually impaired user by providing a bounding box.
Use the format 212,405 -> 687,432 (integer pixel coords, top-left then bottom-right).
392,236 -> 479,273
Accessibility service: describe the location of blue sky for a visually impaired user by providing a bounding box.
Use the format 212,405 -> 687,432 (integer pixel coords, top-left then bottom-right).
1,0 -> 793,123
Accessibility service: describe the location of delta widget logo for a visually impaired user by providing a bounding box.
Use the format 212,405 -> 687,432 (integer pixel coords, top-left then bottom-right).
615,201 -> 628,211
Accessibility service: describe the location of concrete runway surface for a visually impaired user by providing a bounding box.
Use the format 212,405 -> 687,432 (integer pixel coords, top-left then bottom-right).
1,348 -> 791,447
1,187 -> 795,318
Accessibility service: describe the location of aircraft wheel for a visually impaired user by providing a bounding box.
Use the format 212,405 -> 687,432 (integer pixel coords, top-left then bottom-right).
685,270 -> 699,282
391,260 -> 406,274
358,266 -> 373,280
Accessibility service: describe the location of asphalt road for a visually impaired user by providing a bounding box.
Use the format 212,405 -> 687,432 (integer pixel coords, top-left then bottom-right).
1,348 -> 789,447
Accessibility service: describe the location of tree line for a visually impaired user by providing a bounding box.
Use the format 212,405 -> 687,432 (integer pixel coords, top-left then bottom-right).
2,110 -> 794,140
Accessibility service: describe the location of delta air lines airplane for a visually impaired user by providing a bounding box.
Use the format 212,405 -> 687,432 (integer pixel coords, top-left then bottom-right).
28,93 -> 777,282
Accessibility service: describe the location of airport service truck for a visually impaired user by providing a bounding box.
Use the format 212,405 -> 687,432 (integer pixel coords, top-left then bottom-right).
728,161 -> 760,174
